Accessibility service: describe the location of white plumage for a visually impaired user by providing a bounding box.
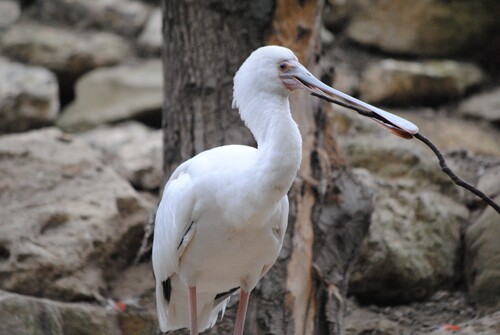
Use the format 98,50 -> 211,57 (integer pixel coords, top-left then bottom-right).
153,46 -> 301,334
152,45 -> 419,335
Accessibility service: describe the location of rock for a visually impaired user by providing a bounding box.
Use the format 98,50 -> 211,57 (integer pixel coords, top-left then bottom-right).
395,110 -> 500,158
33,0 -> 151,37
0,128 -> 153,301
116,130 -> 162,190
0,57 -> 59,133
346,308 -> 406,335
0,290 -> 158,335
458,87 -> 500,125
338,132 -> 452,192
476,165 -> 500,200
429,311 -> 500,335
320,26 -> 335,48
332,63 -> 359,96
350,185 -> 468,304
322,0 -> 351,32
57,61 -> 163,132
138,9 -> 162,56
0,0 -> 20,29
346,0 -> 500,57
79,122 -> 153,162
118,310 -> 157,335
359,59 -> 485,106
80,122 -> 163,190
0,290 -> 120,335
465,196 -> 500,313
110,263 -> 155,309
0,23 -> 131,81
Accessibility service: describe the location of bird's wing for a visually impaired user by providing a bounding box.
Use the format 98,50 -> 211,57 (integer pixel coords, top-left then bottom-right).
153,145 -> 258,282
152,145 -> 259,332
152,163 -> 197,332
152,166 -> 195,284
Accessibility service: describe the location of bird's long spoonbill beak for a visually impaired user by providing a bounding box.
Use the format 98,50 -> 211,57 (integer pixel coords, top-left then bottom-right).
280,61 -> 419,139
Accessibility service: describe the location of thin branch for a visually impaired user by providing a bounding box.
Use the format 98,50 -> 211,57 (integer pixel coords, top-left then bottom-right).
413,133 -> 500,215
311,92 -> 500,216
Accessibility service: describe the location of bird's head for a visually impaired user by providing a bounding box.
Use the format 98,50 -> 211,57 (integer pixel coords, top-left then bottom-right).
232,45 -> 301,106
233,45 -> 419,139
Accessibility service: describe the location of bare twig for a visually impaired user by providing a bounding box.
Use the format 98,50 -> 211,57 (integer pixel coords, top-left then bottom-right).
413,133 -> 500,215
311,92 -> 500,216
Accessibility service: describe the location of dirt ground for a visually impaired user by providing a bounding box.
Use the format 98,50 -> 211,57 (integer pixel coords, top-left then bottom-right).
346,290 -> 500,335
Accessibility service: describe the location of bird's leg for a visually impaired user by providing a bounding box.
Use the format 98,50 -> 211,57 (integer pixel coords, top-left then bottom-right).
232,289 -> 250,335
188,286 -> 198,335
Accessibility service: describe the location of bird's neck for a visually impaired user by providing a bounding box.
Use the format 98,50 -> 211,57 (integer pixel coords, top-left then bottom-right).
240,94 -> 302,200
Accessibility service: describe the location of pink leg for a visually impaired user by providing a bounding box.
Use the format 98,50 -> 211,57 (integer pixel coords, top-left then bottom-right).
188,287 -> 198,335
232,289 -> 250,335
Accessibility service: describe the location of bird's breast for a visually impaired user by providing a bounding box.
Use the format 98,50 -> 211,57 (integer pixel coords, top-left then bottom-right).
178,197 -> 286,293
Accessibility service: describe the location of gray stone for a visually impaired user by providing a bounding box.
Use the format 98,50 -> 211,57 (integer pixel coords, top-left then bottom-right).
346,0 -> 500,57
332,63 -> 359,96
33,0 -> 151,37
350,186 -> 468,304
0,23 -> 131,80
322,0 -> 351,31
79,121 -> 153,162
0,290 -> 120,335
359,59 -> 485,106
0,289 -> 158,335
116,130 -> 162,190
477,165 -> 500,199
458,87 -> 500,124
57,61 -> 162,132
395,110 -> 500,158
0,128 -> 153,301
465,196 -> 500,313
138,9 -> 162,56
0,0 -> 20,29
429,312 -> 500,335
0,57 -> 59,133
346,308 -> 406,335
80,122 -> 162,190
338,132 -> 452,191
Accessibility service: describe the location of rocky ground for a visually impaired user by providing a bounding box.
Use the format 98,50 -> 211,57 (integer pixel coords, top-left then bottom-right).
0,0 -> 499,334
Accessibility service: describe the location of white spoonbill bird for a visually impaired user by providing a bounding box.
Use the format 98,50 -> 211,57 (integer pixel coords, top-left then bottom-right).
152,45 -> 418,335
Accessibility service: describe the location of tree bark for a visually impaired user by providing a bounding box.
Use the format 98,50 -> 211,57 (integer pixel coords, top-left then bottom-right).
161,1 -> 373,334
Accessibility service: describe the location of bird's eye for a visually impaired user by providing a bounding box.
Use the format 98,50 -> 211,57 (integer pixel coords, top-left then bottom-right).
279,63 -> 288,71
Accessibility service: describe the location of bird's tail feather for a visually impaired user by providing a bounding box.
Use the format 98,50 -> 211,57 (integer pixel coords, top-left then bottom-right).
156,279 -> 231,332
156,281 -> 170,332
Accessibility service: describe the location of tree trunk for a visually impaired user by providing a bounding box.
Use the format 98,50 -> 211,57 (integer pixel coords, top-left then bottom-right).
161,1 -> 373,334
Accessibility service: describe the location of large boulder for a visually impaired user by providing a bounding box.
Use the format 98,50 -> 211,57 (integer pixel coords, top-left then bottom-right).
0,290 -> 157,335
349,184 -> 468,304
458,87 -> 500,125
395,110 -> 500,158
115,130 -> 162,191
0,0 -> 20,30
338,132 -> 454,194
465,196 -> 500,313
346,0 -> 500,57
80,122 -> 163,190
57,61 -> 163,132
79,122 -> 154,163
476,165 -> 500,200
138,9 -> 162,56
0,57 -> 59,133
359,59 -> 484,106
0,290 -> 119,335
0,128 -> 153,301
32,0 -> 151,37
0,23 -> 131,82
